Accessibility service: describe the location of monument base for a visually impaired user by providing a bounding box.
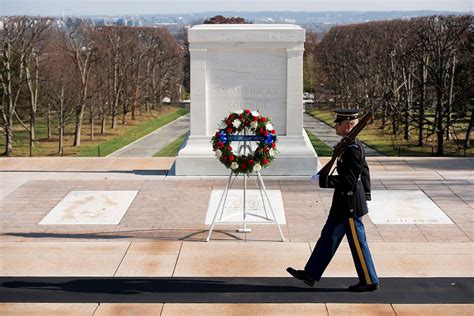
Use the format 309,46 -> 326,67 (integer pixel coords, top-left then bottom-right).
175,130 -> 320,176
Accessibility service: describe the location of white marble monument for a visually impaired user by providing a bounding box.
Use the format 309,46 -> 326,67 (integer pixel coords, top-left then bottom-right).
175,24 -> 319,175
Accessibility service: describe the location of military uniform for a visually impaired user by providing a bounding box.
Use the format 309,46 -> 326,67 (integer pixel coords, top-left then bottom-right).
304,137 -> 379,287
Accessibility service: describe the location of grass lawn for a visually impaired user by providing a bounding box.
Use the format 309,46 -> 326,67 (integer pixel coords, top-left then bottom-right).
308,105 -> 473,157
153,132 -> 189,157
0,106 -> 188,157
305,128 -> 334,156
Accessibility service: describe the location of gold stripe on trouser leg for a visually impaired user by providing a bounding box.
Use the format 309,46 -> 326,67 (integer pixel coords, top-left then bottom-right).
348,218 -> 372,284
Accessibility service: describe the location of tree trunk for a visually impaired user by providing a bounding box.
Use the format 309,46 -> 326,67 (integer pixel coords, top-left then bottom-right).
90,116 -> 94,140
5,116 -> 13,156
436,92 -> 444,156
58,87 -> 64,154
2,42 -> 27,156
122,100 -> 128,125
30,109 -> 36,149
402,68 -> 410,141
3,43 -> 14,156
73,104 -> 85,146
446,54 -> 456,141
90,104 -> 94,140
72,43 -> 92,147
29,114 -> 35,156
47,103 -> 51,139
418,59 -> 427,147
392,116 -> 398,136
111,111 -> 117,129
100,110 -> 106,134
464,111 -> 473,148
132,85 -> 138,120
25,55 -> 39,149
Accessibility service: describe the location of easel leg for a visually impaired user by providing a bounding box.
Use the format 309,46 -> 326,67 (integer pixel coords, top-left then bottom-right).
257,171 -> 286,242
256,174 -> 269,220
237,173 -> 251,233
206,171 -> 234,242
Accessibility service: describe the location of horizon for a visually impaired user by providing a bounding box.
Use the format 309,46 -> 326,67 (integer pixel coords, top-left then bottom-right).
1,0 -> 472,16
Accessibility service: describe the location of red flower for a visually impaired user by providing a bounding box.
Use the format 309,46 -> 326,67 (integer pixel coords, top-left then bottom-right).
226,119 -> 231,126
271,129 -> 276,134
226,127 -> 233,133
253,116 -> 259,122
217,142 -> 223,148
229,155 -> 235,161
271,142 -> 276,148
227,146 -> 232,151
263,147 -> 269,152
241,163 -> 247,170
260,117 -> 266,122
249,159 -> 254,165
263,158 -> 269,165
263,130 -> 269,136
245,109 -> 251,114
229,114 -> 234,120
238,114 -> 243,120
215,132 -> 219,137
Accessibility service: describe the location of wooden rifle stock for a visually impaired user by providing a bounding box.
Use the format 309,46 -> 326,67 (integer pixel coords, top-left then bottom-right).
317,112 -> 373,180
317,88 -> 400,182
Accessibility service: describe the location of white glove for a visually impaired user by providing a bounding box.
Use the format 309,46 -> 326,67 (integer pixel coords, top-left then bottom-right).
310,174 -> 320,185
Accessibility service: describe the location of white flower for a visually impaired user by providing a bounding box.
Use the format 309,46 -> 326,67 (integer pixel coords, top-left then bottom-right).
253,163 -> 262,172
232,119 -> 241,128
269,148 -> 276,157
250,121 -> 258,129
251,111 -> 259,117
236,109 -> 243,114
215,149 -> 222,158
231,162 -> 239,170
266,123 -> 274,131
219,121 -> 227,129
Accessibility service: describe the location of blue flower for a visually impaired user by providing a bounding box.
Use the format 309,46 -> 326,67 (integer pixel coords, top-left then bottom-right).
265,135 -> 274,144
218,130 -> 228,143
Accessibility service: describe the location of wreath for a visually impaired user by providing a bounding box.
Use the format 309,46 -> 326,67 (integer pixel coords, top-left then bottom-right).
211,109 -> 278,174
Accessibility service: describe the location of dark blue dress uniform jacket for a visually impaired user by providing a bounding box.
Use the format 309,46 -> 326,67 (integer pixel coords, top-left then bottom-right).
322,139 -> 371,220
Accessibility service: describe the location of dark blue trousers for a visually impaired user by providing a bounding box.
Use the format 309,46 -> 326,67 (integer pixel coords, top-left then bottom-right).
304,214 -> 379,285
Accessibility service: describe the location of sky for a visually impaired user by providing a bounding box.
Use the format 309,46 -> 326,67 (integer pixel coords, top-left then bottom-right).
1,0 -> 472,16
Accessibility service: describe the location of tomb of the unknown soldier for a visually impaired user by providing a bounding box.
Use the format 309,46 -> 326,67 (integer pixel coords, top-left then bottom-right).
175,24 -> 320,176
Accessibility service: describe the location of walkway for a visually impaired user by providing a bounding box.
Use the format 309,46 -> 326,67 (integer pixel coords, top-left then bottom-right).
0,157 -> 473,314
108,114 -> 190,157
304,113 -> 384,156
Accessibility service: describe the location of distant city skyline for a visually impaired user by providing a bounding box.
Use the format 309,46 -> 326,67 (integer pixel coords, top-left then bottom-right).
1,0 -> 472,16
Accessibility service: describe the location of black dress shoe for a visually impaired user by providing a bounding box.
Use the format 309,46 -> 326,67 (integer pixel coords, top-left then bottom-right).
348,282 -> 379,292
286,267 -> 315,287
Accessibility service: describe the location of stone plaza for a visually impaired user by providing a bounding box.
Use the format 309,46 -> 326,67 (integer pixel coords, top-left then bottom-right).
0,156 -> 473,314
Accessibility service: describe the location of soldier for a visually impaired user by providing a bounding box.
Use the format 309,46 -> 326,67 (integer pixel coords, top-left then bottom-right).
287,109 -> 379,292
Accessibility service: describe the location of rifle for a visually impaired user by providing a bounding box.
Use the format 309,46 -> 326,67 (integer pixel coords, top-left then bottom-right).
317,82 -> 406,186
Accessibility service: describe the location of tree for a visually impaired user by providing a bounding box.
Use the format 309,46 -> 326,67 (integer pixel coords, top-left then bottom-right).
23,19 -> 51,154
62,19 -> 96,146
1,16 -> 48,156
419,16 -> 471,155
42,30 -> 78,155
203,15 -> 248,24
314,16 -> 471,155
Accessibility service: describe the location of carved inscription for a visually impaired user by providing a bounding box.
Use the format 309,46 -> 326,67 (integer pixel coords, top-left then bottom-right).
206,49 -> 287,134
